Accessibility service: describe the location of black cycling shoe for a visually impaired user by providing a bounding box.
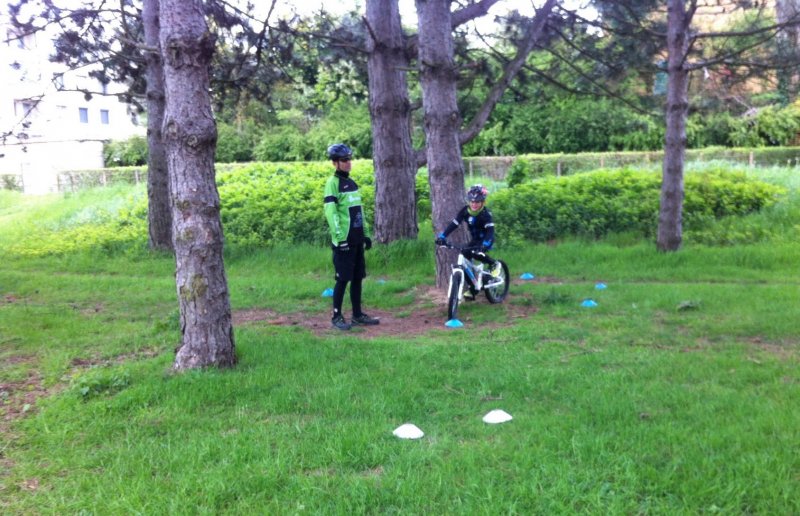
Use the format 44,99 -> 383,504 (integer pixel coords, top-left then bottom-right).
332,314 -> 351,330
351,313 -> 380,325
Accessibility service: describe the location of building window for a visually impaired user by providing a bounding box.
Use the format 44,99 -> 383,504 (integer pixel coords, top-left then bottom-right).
53,74 -> 64,90
101,82 -> 108,95
100,109 -> 109,125
79,107 -> 89,123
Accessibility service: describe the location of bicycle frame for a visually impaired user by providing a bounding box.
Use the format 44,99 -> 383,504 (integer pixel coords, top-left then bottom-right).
445,245 -> 503,297
440,243 -> 509,321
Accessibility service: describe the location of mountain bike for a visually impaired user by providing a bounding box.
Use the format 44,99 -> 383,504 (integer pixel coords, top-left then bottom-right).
437,243 -> 510,321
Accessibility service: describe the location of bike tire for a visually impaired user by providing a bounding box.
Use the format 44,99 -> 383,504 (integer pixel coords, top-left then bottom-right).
448,272 -> 463,320
485,260 -> 510,303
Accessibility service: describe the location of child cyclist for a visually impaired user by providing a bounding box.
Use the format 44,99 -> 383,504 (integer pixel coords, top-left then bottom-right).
434,184 -> 502,277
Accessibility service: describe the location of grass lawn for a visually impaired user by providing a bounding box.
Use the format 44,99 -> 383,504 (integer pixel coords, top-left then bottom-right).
1,171 -> 799,513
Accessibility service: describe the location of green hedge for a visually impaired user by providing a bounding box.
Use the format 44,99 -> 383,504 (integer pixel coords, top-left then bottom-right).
491,167 -> 786,242
103,136 -> 148,167
6,162 -> 788,257
217,161 -> 375,246
473,146 -> 800,187
65,146 -> 800,192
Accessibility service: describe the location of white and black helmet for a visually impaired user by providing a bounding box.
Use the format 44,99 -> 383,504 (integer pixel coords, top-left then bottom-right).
467,184 -> 488,202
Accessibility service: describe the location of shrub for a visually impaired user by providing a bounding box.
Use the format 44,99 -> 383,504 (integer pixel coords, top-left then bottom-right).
253,126 -> 314,162
609,115 -> 664,151
216,162 -> 433,247
216,162 -> 377,246
1,174 -> 23,191
501,146 -> 800,183
492,167 -> 785,242
729,105 -> 800,147
103,136 -> 148,167
216,121 -> 258,163
506,157 -> 533,187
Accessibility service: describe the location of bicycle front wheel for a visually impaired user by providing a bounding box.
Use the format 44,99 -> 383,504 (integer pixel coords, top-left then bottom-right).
485,260 -> 509,303
448,271 -> 463,320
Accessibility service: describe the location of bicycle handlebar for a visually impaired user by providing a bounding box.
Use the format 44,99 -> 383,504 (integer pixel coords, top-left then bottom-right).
436,242 -> 483,252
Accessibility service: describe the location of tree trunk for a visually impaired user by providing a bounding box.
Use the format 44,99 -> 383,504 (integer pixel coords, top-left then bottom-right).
367,0 -> 418,243
657,0 -> 691,252
416,0 -> 467,288
160,0 -> 236,369
143,0 -> 172,252
776,0 -> 800,102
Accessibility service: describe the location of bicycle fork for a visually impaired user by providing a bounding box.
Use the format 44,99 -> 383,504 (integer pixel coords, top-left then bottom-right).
449,267 -> 465,300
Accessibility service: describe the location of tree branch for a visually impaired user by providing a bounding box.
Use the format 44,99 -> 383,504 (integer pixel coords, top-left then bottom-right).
459,0 -> 557,145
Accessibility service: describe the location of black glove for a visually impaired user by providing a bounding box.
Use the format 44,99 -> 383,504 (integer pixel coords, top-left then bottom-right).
364,237 -> 372,250
435,237 -> 447,246
337,241 -> 350,252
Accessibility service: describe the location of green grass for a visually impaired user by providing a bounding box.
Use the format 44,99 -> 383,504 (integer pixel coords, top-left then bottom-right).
1,166 -> 799,513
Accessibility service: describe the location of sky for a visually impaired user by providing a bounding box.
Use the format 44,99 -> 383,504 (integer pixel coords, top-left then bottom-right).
271,0 -> 596,34
271,0 -> 548,29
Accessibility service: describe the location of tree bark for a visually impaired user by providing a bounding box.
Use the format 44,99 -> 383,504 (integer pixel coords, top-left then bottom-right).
366,0 -> 418,243
160,0 -> 236,369
416,0 -> 467,288
143,0 -> 172,252
776,0 -> 800,101
657,0 -> 692,252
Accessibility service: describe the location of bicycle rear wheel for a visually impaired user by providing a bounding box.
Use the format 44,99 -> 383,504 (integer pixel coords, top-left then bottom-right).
447,271 -> 463,320
485,260 -> 509,303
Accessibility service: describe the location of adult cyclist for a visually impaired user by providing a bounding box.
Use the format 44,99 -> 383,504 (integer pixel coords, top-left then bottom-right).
324,143 -> 380,330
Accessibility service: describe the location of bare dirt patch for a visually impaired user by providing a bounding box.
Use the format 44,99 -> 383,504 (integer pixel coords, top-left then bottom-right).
233,286 -> 539,338
748,337 -> 800,360
1,370 -> 46,436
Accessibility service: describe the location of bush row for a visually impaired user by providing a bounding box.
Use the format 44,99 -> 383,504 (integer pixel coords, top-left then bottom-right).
74,146 -> 800,193
215,163 -> 785,247
216,161 -> 376,246
501,146 -> 800,186
16,162 -> 783,257
464,99 -> 800,156
104,99 -> 800,166
491,167 -> 786,243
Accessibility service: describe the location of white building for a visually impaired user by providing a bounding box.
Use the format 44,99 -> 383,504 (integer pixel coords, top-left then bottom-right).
0,8 -> 144,194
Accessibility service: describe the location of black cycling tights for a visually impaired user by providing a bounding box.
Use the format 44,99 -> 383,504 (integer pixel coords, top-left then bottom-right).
332,277 -> 363,318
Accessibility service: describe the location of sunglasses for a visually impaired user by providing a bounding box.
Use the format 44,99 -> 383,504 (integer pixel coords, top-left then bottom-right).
338,158 -> 351,163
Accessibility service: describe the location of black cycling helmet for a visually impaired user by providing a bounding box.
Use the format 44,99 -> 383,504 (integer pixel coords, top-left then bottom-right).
467,184 -> 488,202
327,143 -> 353,161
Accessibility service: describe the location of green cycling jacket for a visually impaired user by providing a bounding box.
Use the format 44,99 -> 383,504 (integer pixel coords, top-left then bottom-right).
324,171 -> 371,245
